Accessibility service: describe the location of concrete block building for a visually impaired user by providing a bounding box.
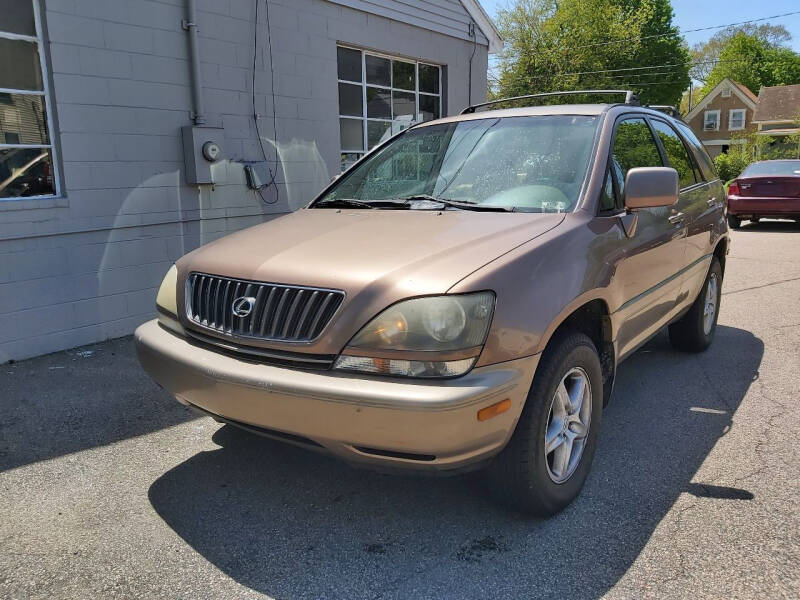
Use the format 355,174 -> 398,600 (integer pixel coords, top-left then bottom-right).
0,0 -> 500,361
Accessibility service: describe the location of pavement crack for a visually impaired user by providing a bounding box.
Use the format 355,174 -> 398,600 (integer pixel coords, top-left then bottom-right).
722,275 -> 800,296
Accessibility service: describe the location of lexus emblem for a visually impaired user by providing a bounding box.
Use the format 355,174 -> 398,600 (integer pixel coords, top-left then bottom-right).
231,296 -> 256,318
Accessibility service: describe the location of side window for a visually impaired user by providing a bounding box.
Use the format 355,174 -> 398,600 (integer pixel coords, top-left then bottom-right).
650,120 -> 697,188
611,117 -> 663,198
675,122 -> 719,182
599,158 -> 625,212
599,169 -> 616,212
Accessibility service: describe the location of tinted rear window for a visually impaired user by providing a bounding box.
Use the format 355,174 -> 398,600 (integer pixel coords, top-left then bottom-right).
742,161 -> 800,177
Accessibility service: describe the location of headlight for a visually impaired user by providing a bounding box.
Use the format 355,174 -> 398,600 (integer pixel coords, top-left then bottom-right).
333,292 -> 494,378
156,264 -> 182,334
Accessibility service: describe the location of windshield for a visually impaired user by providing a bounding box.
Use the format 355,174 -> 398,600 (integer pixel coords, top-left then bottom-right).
315,115 -> 599,212
742,160 -> 800,177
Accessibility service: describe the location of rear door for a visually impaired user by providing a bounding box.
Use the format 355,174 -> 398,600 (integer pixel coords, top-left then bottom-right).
672,121 -> 726,299
605,116 -> 688,358
649,118 -> 712,294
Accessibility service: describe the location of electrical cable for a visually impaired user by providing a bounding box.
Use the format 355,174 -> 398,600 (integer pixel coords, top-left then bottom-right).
251,0 -> 279,205
468,21 -> 477,105
564,10 -> 800,51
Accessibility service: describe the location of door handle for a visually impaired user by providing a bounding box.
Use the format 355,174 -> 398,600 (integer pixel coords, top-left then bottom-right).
707,197 -> 718,207
668,212 -> 685,224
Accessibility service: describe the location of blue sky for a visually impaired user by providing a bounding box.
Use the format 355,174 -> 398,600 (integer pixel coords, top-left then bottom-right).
479,0 -> 800,51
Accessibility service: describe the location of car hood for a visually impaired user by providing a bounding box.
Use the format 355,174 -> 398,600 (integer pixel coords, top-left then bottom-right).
176,208 -> 564,352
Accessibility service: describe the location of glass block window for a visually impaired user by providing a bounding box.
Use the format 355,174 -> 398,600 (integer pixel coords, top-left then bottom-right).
337,46 -> 442,171
0,0 -> 59,199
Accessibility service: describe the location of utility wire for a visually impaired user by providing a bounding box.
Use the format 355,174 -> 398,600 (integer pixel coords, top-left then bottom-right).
533,10 -> 800,52
251,0 -> 278,205
500,56 -> 774,84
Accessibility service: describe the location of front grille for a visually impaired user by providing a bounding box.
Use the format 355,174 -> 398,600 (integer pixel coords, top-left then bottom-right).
185,273 -> 345,343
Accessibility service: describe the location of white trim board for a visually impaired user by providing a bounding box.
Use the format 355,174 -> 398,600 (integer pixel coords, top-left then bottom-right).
701,139 -> 747,146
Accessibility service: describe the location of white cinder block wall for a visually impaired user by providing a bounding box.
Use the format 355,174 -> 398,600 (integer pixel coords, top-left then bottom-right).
0,0 -> 489,361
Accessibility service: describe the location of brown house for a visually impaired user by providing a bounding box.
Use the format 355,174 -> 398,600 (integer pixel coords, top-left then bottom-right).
685,78 -> 758,158
752,84 -> 800,143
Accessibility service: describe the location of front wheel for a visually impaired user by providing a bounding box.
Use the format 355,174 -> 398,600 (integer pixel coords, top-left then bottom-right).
727,215 -> 741,229
668,256 -> 722,352
484,333 -> 603,515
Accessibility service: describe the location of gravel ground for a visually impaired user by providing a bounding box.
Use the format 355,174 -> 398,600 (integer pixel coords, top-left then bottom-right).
1,221 -> 799,599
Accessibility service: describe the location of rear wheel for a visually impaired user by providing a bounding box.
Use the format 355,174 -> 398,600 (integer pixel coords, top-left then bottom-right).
727,215 -> 741,229
484,332 -> 603,516
668,256 -> 722,352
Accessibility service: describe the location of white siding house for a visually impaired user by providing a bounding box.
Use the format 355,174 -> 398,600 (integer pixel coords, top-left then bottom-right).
0,0 -> 500,361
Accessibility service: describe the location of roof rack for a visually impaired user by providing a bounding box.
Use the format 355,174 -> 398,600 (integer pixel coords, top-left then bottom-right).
460,90 -> 640,114
647,105 -> 684,120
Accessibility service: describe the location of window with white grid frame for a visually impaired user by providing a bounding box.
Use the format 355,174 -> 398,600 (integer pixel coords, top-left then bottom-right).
703,110 -> 720,131
729,108 -> 746,131
337,46 -> 442,172
0,0 -> 59,199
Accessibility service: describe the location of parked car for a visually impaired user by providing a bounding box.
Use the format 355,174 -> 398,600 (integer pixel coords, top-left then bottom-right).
727,159 -> 800,228
136,92 -> 729,515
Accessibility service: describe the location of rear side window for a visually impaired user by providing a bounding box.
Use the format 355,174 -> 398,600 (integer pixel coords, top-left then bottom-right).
611,117 -> 663,198
675,122 -> 718,181
650,119 -> 697,188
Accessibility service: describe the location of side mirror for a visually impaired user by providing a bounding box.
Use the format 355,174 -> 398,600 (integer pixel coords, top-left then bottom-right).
624,167 -> 679,210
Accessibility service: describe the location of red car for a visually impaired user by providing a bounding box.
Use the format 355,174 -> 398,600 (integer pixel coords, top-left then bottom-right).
727,160 -> 800,228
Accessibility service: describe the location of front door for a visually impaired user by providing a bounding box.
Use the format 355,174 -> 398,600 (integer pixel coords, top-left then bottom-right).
604,116 -> 688,358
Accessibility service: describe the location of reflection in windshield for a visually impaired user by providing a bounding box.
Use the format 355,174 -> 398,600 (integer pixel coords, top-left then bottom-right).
0,147 -> 55,198
316,115 -> 599,212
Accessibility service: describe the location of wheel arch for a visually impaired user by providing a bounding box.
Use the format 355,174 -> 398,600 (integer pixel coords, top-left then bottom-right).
713,235 -> 728,276
537,297 -> 616,406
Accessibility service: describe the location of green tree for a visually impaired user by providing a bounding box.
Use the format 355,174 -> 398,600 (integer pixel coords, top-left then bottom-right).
494,0 -> 691,106
698,32 -> 800,99
690,24 -> 790,83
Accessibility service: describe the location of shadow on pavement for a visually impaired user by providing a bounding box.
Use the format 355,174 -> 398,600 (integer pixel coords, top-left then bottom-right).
0,336 -> 197,472
149,325 -> 762,599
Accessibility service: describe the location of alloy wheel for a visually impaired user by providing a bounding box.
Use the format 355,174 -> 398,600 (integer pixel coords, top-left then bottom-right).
544,367 -> 592,484
703,273 -> 719,335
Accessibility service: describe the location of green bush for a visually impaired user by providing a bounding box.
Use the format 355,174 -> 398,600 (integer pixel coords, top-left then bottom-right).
713,152 -> 749,181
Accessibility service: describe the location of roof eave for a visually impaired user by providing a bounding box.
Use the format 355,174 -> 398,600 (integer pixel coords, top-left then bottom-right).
460,0 -> 503,54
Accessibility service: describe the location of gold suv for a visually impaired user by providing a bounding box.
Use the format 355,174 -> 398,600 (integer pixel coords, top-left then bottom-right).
136,92 -> 728,515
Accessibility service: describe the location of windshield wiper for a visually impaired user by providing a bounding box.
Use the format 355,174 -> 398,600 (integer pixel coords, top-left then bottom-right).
397,194 -> 514,212
313,198 -> 407,209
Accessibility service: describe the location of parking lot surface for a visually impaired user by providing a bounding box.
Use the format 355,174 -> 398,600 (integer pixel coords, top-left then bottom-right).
1,221 -> 799,599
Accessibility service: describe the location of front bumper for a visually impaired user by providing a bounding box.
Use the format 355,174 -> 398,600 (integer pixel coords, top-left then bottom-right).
135,320 -> 539,472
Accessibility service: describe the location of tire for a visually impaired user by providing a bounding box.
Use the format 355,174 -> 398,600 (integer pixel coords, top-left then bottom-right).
484,332 -> 603,516
668,256 -> 722,352
727,215 -> 741,229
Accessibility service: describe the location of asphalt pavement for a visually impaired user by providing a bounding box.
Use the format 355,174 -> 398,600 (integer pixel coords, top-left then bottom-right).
1,220 -> 799,599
